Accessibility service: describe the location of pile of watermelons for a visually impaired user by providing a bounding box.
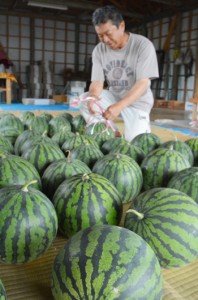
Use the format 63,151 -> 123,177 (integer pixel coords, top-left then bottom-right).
0,111 -> 197,299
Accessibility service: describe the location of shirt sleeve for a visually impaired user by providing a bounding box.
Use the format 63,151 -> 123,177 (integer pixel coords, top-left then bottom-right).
136,39 -> 159,81
91,46 -> 105,82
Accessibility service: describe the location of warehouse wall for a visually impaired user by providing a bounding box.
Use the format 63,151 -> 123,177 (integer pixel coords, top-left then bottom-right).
0,8 -> 197,102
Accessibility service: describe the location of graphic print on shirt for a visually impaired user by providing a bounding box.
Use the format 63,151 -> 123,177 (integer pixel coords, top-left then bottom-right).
104,59 -> 133,93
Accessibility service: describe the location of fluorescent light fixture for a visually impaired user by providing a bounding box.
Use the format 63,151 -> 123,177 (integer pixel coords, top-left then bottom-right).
27,1 -> 68,10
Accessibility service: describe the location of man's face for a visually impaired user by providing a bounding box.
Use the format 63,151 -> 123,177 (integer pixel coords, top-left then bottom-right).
95,21 -> 125,50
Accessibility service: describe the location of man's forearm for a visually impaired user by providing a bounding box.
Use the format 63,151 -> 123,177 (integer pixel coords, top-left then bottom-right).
88,80 -> 104,99
119,78 -> 149,109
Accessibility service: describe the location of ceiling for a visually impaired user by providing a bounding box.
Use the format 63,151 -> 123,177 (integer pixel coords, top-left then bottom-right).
0,0 -> 197,27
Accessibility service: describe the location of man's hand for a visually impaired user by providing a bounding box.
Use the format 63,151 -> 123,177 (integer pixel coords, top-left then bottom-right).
102,102 -> 123,120
87,96 -> 101,114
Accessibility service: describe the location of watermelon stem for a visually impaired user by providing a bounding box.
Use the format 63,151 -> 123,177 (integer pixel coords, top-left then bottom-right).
82,173 -> 89,181
126,209 -> 144,220
22,180 -> 37,192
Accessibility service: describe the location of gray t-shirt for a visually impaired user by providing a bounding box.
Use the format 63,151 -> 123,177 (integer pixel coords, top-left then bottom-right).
91,33 -> 159,112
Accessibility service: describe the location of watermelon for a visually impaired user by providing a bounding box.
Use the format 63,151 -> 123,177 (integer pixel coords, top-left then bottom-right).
0,136 -> 14,154
48,116 -> 71,137
0,151 -> 41,190
0,113 -> 24,133
20,111 -> 35,127
59,112 -> 73,124
124,187 -> 198,268
70,143 -> 104,169
0,127 -> 21,145
0,279 -> 7,300
110,141 -> 146,165
141,147 -> 191,190
22,142 -> 65,176
39,112 -> 53,123
167,167 -> 198,203
51,127 -> 75,147
158,140 -> 194,166
101,137 -> 128,155
51,224 -> 163,300
71,114 -> 86,134
61,133 -> 99,153
85,121 -> 115,147
131,132 -> 161,155
0,181 -> 58,264
14,129 -> 39,155
92,153 -> 143,203
19,134 -> 56,156
185,138 -> 198,166
26,115 -> 49,135
42,155 -> 91,199
53,173 -> 122,237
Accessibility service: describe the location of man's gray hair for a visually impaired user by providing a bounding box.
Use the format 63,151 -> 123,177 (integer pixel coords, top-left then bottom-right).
92,5 -> 123,28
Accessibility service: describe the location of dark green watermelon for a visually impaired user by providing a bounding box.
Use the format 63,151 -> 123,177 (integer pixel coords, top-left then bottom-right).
0,114 -> 24,133
14,129 -> 39,155
22,142 -> 65,175
185,138 -> 198,166
39,112 -> 53,123
0,181 -> 58,264
93,153 -> 143,203
48,116 -> 71,137
51,224 -> 163,299
26,115 -> 49,135
85,121 -> 115,147
101,137 -> 128,154
42,156 -> 91,199
19,134 -> 56,156
53,173 -> 122,237
131,132 -> 161,156
70,143 -> 104,169
141,148 -> 191,190
124,187 -> 198,268
51,127 -> 75,147
158,140 -> 194,166
0,136 -> 14,154
71,114 -> 86,134
0,151 -> 41,190
20,111 -> 35,127
167,167 -> 198,203
0,127 -> 21,145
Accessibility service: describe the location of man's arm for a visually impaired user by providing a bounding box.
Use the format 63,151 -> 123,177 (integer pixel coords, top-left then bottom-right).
87,80 -> 104,113
102,78 -> 149,120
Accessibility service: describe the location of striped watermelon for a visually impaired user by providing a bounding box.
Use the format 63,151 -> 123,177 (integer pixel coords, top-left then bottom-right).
70,143 -> 104,169
92,153 -> 143,203
131,132 -> 161,156
20,111 -> 35,127
0,136 -> 14,154
0,151 -> 41,190
167,167 -> 198,203
124,187 -> 198,268
0,127 -> 21,145
59,112 -> 73,124
48,116 -> 71,137
14,129 -> 39,155
61,132 -> 99,153
0,279 -> 7,300
51,224 -> 163,300
85,121 -> 115,147
71,114 -> 86,134
51,127 -> 75,147
26,115 -> 49,135
22,142 -> 65,175
19,134 -> 56,156
110,141 -> 146,165
0,114 -> 24,133
141,148 -> 191,190
42,156 -> 91,199
158,140 -> 194,166
53,173 -> 122,237
101,137 -> 128,155
39,112 -> 53,123
185,138 -> 198,166
0,181 -> 58,264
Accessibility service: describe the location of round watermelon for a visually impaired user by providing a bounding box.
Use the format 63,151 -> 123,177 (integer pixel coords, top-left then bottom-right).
42,156 -> 91,199
14,129 -> 39,155
0,113 -> 24,133
22,142 -> 65,175
141,147 -> 191,190
85,120 -> 115,147
53,173 -> 122,237
0,279 -> 7,300
124,187 -> 198,268
71,114 -> 86,134
26,115 -> 49,135
51,224 -> 163,300
51,127 -> 75,147
158,140 -> 194,166
0,136 -> 14,154
167,167 -> 198,203
61,132 -> 99,153
20,111 -> 35,127
131,132 -> 161,155
0,181 -> 58,264
0,126 -> 21,145
101,137 -> 128,155
0,151 -> 41,190
92,153 -> 143,203
48,116 -> 71,137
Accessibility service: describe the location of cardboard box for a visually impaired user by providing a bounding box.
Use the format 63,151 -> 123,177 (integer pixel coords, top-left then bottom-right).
167,100 -> 185,110
51,95 -> 68,103
154,100 -> 168,108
